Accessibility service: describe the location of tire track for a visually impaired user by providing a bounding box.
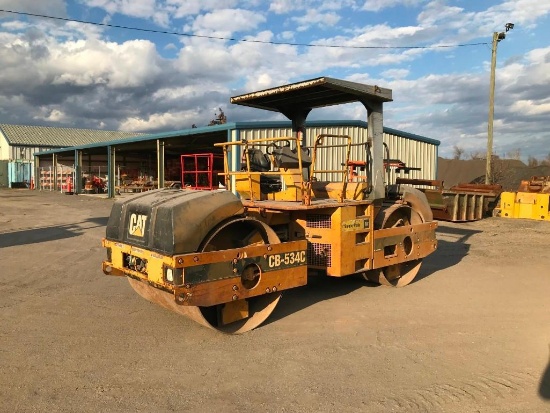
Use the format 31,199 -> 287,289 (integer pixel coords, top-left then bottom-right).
377,370 -> 538,412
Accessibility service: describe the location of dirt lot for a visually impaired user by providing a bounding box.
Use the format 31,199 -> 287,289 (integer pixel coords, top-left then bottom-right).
1,189 -> 549,413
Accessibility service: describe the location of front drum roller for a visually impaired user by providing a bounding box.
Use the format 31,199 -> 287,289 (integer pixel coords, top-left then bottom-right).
128,217 -> 282,334
363,203 -> 425,287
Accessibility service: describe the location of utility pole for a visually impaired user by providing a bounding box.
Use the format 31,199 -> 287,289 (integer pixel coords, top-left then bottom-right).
486,23 -> 514,184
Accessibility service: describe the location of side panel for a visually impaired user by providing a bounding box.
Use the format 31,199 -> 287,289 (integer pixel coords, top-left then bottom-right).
103,239 -> 308,307
292,204 -> 375,277
372,222 -> 438,269
501,191 -> 550,221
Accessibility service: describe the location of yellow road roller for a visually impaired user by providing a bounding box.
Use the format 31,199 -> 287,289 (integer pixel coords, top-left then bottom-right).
102,77 -> 438,334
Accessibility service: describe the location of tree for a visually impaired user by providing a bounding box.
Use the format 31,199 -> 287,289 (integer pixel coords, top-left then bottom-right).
469,150 -> 485,160
469,153 -> 510,185
208,108 -> 227,126
452,145 -> 465,160
528,156 -> 539,167
506,148 -> 521,160
490,156 -> 512,185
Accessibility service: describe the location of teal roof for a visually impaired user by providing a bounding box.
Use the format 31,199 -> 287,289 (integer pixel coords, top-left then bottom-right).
34,120 -> 439,156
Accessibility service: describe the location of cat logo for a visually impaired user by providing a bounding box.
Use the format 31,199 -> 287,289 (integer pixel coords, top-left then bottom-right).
128,213 -> 148,237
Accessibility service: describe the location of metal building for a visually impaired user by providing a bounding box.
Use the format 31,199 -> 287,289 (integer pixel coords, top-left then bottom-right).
0,124 -> 143,188
236,121 -> 438,184
33,121 -> 439,197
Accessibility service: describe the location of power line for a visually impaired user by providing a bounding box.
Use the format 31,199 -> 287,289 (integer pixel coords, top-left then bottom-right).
0,8 -> 489,50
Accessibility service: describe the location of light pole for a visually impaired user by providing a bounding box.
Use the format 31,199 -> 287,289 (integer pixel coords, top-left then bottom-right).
486,23 -> 514,184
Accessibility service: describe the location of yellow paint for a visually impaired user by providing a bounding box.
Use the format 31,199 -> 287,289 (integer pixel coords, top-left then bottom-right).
500,191 -> 550,221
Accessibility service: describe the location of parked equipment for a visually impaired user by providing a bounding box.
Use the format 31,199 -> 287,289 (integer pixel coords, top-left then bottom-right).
498,176 -> 550,221
84,176 -> 106,193
101,77 -> 438,334
395,178 -> 502,222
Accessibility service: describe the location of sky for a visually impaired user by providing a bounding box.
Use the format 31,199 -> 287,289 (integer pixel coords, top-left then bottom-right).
0,1 -> 549,160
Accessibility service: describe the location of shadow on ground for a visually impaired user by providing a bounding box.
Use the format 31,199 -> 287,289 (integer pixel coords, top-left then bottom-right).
268,223 -> 482,325
265,274 -> 366,326
415,224 -> 482,283
0,217 -> 109,248
540,346 -> 550,400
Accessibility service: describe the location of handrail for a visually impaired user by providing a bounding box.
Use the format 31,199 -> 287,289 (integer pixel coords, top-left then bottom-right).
215,136 -> 305,201
307,134 -> 352,203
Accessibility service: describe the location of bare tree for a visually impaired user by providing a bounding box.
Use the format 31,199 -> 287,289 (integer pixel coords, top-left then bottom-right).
490,157 -> 512,184
542,152 -> 550,166
452,145 -> 465,160
528,156 -> 540,167
470,155 -> 510,185
469,150 -> 485,160
506,148 -> 521,160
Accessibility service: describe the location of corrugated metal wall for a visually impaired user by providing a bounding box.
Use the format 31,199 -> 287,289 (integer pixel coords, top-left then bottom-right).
238,125 -> 437,183
10,145 -> 42,161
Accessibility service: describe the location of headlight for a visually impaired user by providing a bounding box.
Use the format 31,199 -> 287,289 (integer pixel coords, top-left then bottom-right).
164,266 -> 184,286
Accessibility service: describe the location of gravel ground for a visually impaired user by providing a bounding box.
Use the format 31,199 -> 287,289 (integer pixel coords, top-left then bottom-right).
0,189 -> 549,413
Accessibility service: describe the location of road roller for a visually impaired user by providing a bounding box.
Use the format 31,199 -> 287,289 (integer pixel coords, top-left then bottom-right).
102,77 -> 438,334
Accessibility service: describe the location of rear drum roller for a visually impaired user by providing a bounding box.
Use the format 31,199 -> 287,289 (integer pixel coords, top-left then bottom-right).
363,204 -> 424,287
128,217 -> 282,334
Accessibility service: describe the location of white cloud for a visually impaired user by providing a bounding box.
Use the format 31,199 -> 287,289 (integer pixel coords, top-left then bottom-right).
0,0 -> 549,160
84,0 -> 170,26
45,39 -> 164,88
34,108 -> 70,123
1,20 -> 29,30
417,0 -> 550,43
354,24 -> 424,43
188,8 -> 266,36
244,73 -> 274,92
377,45 -> 550,159
509,100 -> 550,116
279,31 -> 295,41
291,10 -> 341,32
119,110 -> 199,131
269,0 -> 304,14
483,0 -> 550,28
362,0 -> 424,13
166,0 -> 240,19
268,0 -> 358,14
0,0 -> 67,17
381,68 -> 409,79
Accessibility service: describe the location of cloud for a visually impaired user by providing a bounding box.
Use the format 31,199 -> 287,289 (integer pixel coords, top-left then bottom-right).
378,46 -> 550,159
268,0 -> 358,14
0,0 -> 67,18
84,0 -> 171,26
166,0 -> 240,19
0,0 -> 549,160
186,8 -> 266,36
362,0 -> 424,13
381,68 -> 409,79
119,110 -> 200,131
290,10 -> 341,31
417,0 -> 550,43
268,0 -> 316,14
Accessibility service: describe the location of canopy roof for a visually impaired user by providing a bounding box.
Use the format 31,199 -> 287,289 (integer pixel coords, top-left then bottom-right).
230,77 -> 392,114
